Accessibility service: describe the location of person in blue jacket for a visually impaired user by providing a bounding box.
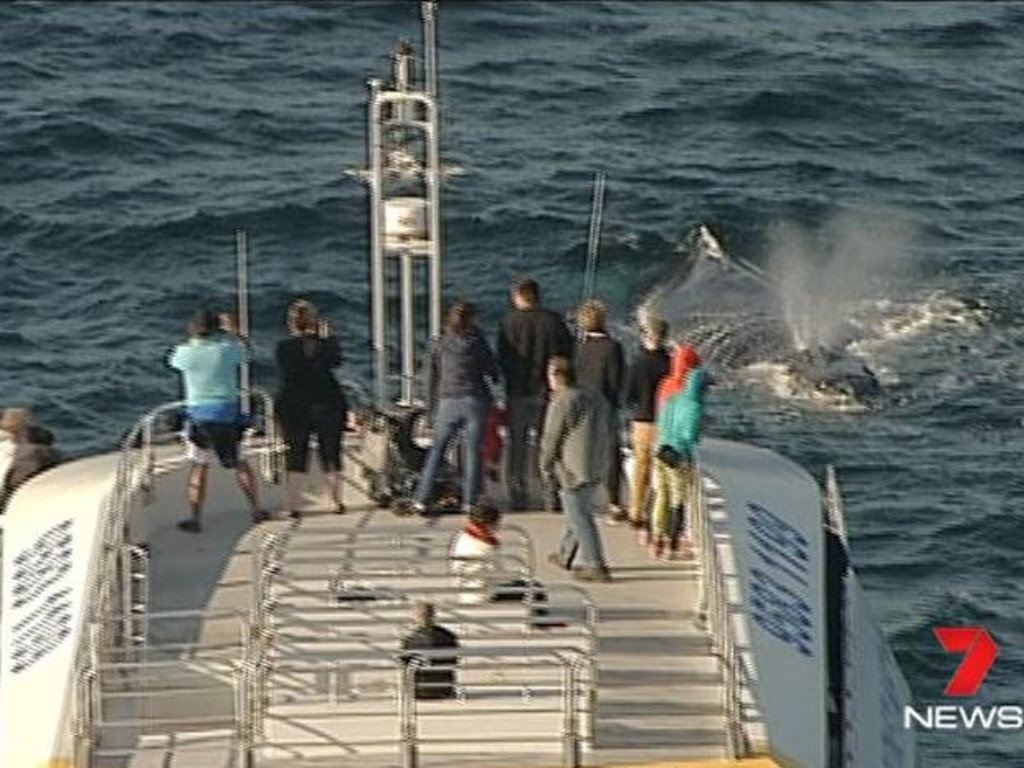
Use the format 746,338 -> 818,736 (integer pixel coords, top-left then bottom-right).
650,363 -> 708,560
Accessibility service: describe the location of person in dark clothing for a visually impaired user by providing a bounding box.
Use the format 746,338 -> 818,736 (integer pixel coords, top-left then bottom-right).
497,278 -> 574,510
399,601 -> 461,700
276,299 -> 348,519
623,317 -> 671,535
413,300 -> 498,513
573,300 -> 626,522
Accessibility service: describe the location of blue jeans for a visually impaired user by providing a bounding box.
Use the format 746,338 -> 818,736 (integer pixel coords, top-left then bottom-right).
414,395 -> 489,508
557,481 -> 609,571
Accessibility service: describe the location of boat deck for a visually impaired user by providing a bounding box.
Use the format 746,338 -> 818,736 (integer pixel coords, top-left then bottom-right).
91,447 -> 736,768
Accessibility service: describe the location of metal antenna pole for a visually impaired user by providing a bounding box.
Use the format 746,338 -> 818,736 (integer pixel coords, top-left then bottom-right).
423,0 -> 443,347
236,229 -> 252,417
368,79 -> 388,407
423,1 -> 439,99
582,171 -> 606,303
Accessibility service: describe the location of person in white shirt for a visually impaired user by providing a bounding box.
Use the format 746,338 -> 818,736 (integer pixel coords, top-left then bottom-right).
449,503 -> 502,604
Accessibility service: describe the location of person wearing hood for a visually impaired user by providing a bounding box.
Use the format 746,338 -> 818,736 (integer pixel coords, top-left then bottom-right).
650,349 -> 708,560
412,299 -> 499,515
656,343 -> 702,412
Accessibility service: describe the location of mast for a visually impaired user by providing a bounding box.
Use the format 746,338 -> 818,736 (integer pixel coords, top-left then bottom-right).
366,0 -> 443,407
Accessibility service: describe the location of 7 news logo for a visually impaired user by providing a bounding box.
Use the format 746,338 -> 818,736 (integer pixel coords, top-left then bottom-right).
904,627 -> 1022,731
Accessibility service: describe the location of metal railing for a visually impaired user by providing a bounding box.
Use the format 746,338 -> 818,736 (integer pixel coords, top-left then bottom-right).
824,464 -> 848,542
233,649 -> 588,768
75,612 -> 251,767
240,520 -> 598,765
71,391 -> 283,767
691,459 -> 751,759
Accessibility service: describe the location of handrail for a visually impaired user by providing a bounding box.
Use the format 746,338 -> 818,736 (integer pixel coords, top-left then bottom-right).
236,649 -> 586,768
692,457 -> 751,759
73,390 -> 283,766
824,464 -> 848,542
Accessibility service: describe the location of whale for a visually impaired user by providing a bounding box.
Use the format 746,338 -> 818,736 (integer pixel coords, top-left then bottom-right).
640,226 -> 884,404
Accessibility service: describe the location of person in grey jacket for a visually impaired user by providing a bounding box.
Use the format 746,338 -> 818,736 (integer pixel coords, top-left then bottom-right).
412,300 -> 499,514
539,356 -> 613,582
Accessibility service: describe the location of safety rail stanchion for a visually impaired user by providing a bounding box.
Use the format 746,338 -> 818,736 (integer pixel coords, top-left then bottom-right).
398,658 -> 419,768
233,660 -> 254,768
83,621 -> 103,767
74,643 -> 97,768
119,543 -> 150,664
561,654 -> 581,768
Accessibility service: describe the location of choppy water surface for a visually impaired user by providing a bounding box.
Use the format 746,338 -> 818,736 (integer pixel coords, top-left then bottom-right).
3,2 -> 1023,763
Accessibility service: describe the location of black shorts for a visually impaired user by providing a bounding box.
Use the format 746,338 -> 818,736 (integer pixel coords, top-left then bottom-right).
186,420 -> 244,469
279,403 -> 345,473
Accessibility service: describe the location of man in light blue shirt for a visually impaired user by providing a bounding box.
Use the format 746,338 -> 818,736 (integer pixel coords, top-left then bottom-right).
169,309 -> 265,532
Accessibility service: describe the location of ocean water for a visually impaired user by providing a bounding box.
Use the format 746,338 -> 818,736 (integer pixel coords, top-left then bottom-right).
2,1 -> 1023,764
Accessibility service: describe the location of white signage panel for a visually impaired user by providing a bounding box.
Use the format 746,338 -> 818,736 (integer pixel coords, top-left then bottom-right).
701,437 -> 827,768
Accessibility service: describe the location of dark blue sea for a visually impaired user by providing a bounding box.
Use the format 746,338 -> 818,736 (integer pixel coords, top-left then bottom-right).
3,2 -> 1023,764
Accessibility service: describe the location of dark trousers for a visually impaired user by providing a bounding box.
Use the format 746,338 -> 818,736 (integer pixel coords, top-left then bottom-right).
505,394 -> 547,506
606,420 -> 622,508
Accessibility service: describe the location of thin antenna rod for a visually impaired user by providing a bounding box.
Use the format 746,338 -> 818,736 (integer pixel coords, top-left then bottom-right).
582,171 -> 606,303
235,229 -> 252,417
423,0 -> 439,98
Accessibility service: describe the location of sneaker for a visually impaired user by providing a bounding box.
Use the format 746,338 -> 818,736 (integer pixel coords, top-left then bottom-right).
287,509 -> 302,521
572,566 -> 613,583
673,536 -> 695,557
177,517 -> 202,533
547,552 -> 569,571
392,498 -> 417,517
605,505 -> 628,526
649,537 -> 664,560
252,509 -> 271,524
637,528 -> 651,547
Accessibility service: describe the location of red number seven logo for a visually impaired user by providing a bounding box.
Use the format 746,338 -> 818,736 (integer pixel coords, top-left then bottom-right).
934,627 -> 999,697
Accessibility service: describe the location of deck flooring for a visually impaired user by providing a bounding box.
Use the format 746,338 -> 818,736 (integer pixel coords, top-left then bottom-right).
100,452 -> 729,767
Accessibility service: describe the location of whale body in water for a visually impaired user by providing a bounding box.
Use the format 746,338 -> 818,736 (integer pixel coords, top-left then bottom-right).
639,226 -> 883,405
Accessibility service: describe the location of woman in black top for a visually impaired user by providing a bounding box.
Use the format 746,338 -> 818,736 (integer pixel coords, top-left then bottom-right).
276,299 -> 348,518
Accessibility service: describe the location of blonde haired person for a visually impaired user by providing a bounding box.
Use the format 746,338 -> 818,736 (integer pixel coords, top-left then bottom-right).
0,407 -> 62,510
275,299 -> 348,518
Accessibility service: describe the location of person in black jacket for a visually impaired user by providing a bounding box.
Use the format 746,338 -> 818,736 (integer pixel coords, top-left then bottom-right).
399,601 -> 460,700
275,299 -> 348,519
497,278 -> 574,510
413,299 -> 498,514
623,317 -> 671,535
574,299 -> 626,521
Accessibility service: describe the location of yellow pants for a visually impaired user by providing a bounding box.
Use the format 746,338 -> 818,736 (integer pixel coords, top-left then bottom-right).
629,422 -> 657,523
651,454 -> 691,540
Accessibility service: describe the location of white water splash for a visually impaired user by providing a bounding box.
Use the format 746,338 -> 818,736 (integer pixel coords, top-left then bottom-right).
766,208 -> 920,351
